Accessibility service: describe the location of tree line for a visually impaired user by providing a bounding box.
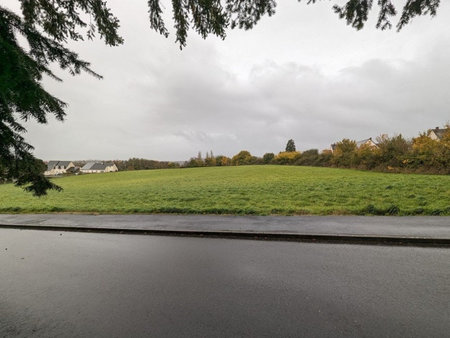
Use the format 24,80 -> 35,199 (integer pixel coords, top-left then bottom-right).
113,158 -> 181,171
183,128 -> 450,174
3,127 -> 446,191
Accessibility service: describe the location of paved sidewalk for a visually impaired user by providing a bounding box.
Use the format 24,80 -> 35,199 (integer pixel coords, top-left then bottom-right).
0,214 -> 449,241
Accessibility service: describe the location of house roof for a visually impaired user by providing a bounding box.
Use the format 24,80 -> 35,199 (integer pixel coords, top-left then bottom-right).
90,163 -> 109,170
47,161 -> 72,170
429,128 -> 447,140
47,161 -> 60,171
356,138 -> 377,148
81,162 -> 115,171
81,162 -> 96,170
58,161 -> 72,167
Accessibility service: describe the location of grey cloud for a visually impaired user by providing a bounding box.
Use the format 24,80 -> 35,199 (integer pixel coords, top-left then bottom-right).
27,46 -> 450,160
126,50 -> 449,158
18,0 -> 450,161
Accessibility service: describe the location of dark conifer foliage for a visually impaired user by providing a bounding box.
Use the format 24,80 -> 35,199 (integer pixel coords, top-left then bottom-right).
331,0 -> 440,31
0,1 -> 122,195
285,139 -> 296,152
147,0 -> 441,47
0,0 -> 442,195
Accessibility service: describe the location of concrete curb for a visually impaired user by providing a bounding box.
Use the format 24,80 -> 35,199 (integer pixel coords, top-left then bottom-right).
1,223 -> 449,247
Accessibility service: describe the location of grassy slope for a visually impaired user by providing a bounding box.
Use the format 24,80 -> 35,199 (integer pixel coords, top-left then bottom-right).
0,166 -> 449,215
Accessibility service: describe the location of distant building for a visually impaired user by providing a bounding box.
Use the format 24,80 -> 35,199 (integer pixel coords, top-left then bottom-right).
355,137 -> 378,149
44,161 -> 75,176
428,127 -> 448,141
330,137 -> 378,153
80,162 -> 118,174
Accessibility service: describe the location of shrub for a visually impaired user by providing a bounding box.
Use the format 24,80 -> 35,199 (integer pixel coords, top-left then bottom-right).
295,149 -> 319,166
273,151 -> 301,165
375,134 -> 411,168
215,155 -> 231,166
231,151 -> 253,166
263,152 -> 275,164
331,139 -> 357,167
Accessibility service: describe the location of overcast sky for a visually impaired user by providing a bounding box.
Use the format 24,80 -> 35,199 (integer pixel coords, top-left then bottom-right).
7,0 -> 450,161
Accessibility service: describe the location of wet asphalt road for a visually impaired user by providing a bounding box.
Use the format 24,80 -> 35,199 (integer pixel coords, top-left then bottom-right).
1,229 -> 449,337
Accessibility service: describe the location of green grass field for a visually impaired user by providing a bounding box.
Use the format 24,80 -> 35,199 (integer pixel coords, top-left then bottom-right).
0,166 -> 449,215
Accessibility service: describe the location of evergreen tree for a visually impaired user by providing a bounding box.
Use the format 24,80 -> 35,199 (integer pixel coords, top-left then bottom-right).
0,2 -> 122,195
0,0 -> 442,195
285,139 -> 296,152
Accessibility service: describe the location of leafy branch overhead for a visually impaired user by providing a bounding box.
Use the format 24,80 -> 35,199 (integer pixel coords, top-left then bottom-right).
10,1 -> 442,49
145,0 -> 441,48
0,0 -> 442,196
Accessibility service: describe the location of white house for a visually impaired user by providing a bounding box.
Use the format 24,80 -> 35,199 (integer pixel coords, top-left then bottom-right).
331,137 -> 378,152
355,137 -> 378,149
44,161 -> 75,176
80,162 -> 118,174
428,127 -> 447,141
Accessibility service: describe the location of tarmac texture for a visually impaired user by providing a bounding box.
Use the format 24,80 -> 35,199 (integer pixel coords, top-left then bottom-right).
1,229 -> 449,337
